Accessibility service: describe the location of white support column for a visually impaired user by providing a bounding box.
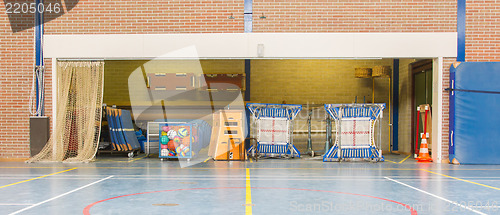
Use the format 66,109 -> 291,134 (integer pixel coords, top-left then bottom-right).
51,58 -> 57,156
432,57 -> 444,163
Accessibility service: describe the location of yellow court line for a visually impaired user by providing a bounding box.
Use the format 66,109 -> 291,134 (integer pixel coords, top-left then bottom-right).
96,159 -> 136,163
422,169 -> 500,191
128,155 -> 147,163
245,168 -> 253,215
3,166 -> 500,171
0,167 -> 78,189
385,160 -> 398,164
0,167 -> 419,170
95,159 -> 113,162
203,157 -> 211,163
399,155 -> 412,164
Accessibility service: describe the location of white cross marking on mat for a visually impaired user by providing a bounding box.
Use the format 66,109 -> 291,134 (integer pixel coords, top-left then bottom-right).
341,120 -> 369,146
341,119 -> 370,147
260,118 -> 287,144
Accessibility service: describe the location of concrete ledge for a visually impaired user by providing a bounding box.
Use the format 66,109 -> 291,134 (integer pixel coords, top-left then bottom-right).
45,33 -> 457,59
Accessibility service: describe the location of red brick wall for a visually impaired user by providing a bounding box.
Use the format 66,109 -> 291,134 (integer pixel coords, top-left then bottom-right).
45,0 -> 244,34
0,0 -> 498,159
253,0 -> 457,32
0,0 -> 244,158
0,8 -> 34,158
466,0 -> 500,61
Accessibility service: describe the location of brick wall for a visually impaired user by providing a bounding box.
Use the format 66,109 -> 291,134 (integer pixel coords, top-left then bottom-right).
1,0 -> 498,159
45,0 -> 244,34
0,0 -> 244,158
103,60 -> 245,106
0,7 -> 34,158
250,59 -> 392,104
105,59 -> 408,153
250,59 -> 393,151
253,0 -> 456,32
466,0 -> 500,61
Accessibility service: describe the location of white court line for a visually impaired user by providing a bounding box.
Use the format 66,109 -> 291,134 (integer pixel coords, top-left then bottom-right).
8,176 -> 114,215
109,178 -> 393,181
1,177 -> 497,182
2,175 -> 499,180
0,203 -> 33,206
3,174 -> 500,179
470,206 -> 500,208
384,177 -> 487,215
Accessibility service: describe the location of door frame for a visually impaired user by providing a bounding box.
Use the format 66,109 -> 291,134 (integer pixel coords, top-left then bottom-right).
410,59 -> 433,155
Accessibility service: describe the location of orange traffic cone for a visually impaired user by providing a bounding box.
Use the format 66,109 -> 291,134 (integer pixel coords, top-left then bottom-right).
417,134 -> 433,163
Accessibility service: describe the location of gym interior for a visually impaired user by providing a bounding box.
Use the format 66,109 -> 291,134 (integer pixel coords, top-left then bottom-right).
1,1 -> 499,215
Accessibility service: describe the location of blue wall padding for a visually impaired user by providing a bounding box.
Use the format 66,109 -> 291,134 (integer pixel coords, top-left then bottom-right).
450,62 -> 500,164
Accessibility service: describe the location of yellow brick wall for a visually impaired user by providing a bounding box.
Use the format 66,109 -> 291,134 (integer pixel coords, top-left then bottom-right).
104,60 -> 147,106
250,59 -> 394,152
250,59 -> 392,104
398,59 -> 417,154
102,59 -> 414,155
103,60 -> 245,106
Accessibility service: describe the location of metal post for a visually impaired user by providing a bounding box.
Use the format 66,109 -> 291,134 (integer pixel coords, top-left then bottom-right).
244,0 -> 253,147
325,115 -> 331,153
306,109 -> 312,155
290,114 -> 295,157
392,59 -> 400,152
338,108 -> 342,160
457,0 -> 466,62
244,0 -> 253,33
378,114 -> 382,158
35,0 -> 44,116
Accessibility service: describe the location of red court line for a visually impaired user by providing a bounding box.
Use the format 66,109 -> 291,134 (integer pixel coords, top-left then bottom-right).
83,187 -> 417,215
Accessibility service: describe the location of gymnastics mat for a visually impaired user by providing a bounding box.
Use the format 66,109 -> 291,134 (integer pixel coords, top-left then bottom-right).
449,62 -> 500,164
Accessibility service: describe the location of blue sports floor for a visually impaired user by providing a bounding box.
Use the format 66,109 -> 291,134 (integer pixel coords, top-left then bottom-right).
1,154 -> 499,215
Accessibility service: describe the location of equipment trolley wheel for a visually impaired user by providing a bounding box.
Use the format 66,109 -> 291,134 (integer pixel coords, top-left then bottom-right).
247,138 -> 259,162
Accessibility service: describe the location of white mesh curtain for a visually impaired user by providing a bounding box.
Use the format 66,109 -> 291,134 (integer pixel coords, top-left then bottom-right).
28,61 -> 105,163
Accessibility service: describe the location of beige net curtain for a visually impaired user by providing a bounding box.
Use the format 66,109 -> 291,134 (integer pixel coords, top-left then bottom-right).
28,61 -> 105,163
